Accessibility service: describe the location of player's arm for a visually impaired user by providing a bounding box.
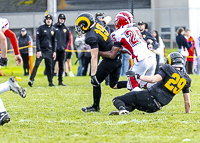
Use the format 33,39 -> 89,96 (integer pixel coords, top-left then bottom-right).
90,48 -> 100,86
126,71 -> 163,83
183,92 -> 191,113
98,46 -> 121,59
140,74 -> 162,83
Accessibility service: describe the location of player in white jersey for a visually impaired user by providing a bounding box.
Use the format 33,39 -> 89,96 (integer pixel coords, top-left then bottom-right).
99,11 -> 156,91
0,17 -> 22,67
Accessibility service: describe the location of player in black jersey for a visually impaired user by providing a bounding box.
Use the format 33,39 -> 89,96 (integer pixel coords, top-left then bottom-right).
75,12 -> 127,112
109,52 -> 191,115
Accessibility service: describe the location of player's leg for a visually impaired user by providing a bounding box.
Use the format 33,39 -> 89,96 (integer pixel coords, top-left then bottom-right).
82,59 -> 110,112
0,77 -> 26,98
139,56 -> 156,88
0,98 -> 10,126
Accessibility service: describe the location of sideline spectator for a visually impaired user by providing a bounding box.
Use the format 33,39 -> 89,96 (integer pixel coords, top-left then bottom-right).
176,27 -> 190,73
28,14 -> 57,87
152,30 -> 165,74
195,36 -> 200,75
82,43 -> 91,76
64,31 -> 74,77
17,27 -> 32,76
185,29 -> 194,74
53,13 -> 70,86
74,32 -> 85,76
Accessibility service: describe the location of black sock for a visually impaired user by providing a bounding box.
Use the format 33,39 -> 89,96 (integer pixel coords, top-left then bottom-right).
117,81 -> 127,89
113,99 -> 126,110
93,86 -> 101,108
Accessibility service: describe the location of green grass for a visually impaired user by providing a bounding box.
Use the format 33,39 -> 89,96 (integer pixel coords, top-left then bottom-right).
0,49 -> 200,143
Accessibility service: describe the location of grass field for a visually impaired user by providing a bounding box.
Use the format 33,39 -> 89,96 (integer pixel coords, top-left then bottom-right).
0,49 -> 200,143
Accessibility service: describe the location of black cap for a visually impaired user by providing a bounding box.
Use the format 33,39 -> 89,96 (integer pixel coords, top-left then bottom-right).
58,13 -> 66,19
21,27 -> 27,31
45,14 -> 53,20
138,21 -> 144,25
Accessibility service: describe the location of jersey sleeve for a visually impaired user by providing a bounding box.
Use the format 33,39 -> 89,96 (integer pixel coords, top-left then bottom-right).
158,69 -> 166,79
85,36 -> 98,49
111,32 -> 122,48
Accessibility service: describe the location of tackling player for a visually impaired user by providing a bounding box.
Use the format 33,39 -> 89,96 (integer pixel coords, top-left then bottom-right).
75,12 -> 127,112
109,52 -> 191,115
99,11 -> 156,91
0,17 -> 22,66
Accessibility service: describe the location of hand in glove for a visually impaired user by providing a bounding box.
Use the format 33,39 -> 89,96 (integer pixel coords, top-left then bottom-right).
126,71 -> 141,79
91,75 -> 100,86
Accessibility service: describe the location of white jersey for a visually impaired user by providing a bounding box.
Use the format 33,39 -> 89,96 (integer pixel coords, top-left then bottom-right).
0,18 -> 9,30
111,26 -> 155,62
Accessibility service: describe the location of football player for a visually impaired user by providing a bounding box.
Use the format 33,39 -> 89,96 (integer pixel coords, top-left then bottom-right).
0,17 -> 22,66
98,11 -> 156,91
75,12 -> 127,112
109,52 -> 191,115
0,77 -> 26,125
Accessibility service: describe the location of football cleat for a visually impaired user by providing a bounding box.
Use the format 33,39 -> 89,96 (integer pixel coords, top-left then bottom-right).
0,57 -> 8,66
28,80 -> 33,87
119,109 -> 130,115
8,77 -> 26,98
109,110 -> 130,115
109,111 -> 119,115
0,111 -> 10,125
82,106 -> 100,112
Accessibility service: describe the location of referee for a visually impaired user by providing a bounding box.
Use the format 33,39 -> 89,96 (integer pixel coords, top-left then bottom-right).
28,14 -> 57,87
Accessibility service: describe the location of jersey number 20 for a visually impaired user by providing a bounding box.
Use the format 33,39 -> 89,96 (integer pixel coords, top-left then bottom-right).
164,73 -> 187,94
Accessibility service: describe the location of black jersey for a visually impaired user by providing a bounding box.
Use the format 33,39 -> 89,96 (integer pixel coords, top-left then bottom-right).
53,23 -> 70,51
148,64 -> 191,106
85,21 -> 113,52
36,24 -> 57,52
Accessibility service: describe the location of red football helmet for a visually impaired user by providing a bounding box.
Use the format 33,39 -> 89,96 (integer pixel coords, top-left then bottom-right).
114,11 -> 134,29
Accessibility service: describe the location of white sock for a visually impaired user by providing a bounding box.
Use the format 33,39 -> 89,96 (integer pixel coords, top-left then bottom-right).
0,98 -> 6,112
0,81 -> 10,94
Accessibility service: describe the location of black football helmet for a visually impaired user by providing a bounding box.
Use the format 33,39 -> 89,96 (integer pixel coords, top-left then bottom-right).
166,52 -> 184,68
95,12 -> 105,20
75,12 -> 95,34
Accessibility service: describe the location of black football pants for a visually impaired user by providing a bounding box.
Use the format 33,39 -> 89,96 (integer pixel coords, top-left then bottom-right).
92,58 -> 122,107
113,90 -> 160,113
30,50 -> 53,83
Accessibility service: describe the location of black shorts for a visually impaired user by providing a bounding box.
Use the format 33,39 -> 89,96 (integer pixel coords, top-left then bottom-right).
114,90 -> 161,113
96,57 -> 122,88
65,51 -> 72,61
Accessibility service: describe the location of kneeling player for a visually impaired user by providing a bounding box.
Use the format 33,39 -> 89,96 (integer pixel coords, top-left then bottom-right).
109,52 -> 191,115
0,77 -> 26,125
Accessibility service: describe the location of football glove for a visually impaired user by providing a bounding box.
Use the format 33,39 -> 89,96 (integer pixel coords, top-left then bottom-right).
91,75 -> 100,86
126,71 -> 141,79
